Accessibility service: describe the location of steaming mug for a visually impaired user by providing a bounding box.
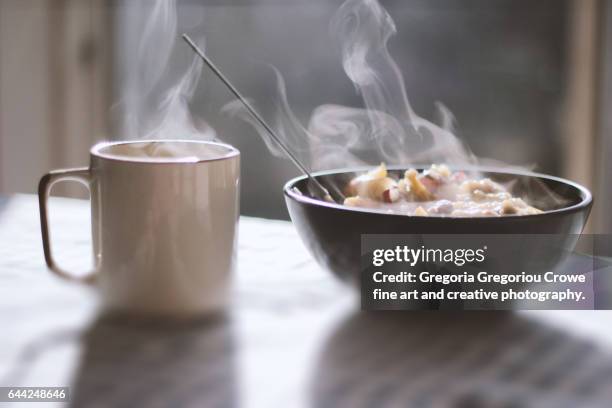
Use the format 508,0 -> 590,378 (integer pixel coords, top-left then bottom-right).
38,140 -> 240,317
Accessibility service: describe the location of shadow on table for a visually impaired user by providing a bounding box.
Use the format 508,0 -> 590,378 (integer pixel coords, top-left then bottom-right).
69,313 -> 236,408
311,312 -> 612,408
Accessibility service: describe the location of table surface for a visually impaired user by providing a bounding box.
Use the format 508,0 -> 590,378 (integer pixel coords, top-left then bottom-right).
1,194 -> 612,408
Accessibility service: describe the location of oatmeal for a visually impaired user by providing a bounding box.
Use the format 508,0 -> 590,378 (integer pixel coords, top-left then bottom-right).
343,164 -> 542,217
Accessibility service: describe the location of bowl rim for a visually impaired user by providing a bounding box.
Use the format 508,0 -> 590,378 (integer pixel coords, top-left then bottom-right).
283,165 -> 593,221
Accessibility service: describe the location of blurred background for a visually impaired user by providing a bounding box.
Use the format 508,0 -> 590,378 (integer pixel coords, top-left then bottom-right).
0,0 -> 610,230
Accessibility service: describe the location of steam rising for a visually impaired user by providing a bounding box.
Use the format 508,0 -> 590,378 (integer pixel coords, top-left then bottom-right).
224,0 -> 476,171
118,0 -> 215,144
121,0 -> 473,167
112,0 -> 567,209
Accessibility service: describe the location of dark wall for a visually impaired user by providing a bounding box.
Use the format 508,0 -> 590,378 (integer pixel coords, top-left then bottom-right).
115,0 -> 568,220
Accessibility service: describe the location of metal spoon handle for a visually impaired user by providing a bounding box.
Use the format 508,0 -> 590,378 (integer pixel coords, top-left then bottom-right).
182,34 -> 341,202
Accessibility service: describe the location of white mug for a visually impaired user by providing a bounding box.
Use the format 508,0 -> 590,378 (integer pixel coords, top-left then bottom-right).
38,140 -> 240,317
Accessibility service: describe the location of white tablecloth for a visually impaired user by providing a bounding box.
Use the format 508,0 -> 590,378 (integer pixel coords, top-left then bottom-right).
0,195 -> 611,407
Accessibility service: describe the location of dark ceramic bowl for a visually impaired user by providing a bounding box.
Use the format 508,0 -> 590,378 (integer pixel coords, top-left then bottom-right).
284,167 -> 593,284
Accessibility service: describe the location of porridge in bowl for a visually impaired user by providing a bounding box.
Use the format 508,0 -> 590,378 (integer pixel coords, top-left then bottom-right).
343,164 -> 542,217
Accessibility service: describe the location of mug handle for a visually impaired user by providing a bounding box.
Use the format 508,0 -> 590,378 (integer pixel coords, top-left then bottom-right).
38,168 -> 98,283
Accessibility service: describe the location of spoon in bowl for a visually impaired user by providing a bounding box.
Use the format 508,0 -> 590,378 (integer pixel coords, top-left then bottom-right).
182,34 -> 344,203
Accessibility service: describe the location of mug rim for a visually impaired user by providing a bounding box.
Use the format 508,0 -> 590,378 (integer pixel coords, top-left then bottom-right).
90,139 -> 240,164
